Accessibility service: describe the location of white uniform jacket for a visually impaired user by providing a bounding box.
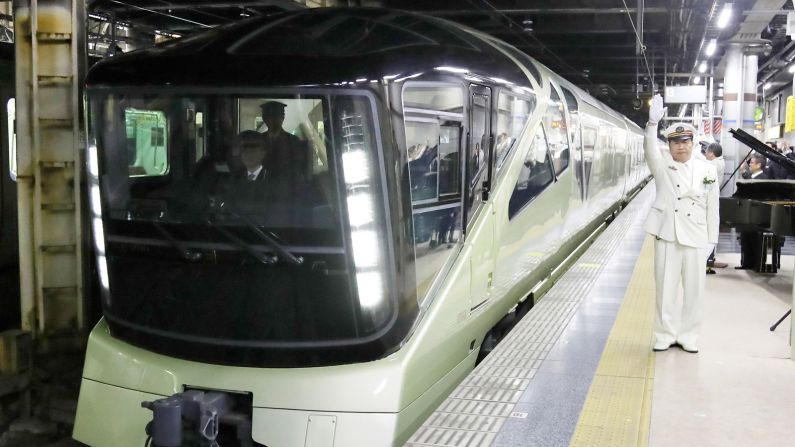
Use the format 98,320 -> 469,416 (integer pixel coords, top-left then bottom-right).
643,125 -> 720,248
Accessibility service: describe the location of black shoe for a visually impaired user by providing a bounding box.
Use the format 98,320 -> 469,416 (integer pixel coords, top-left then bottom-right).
706,268 -> 716,275
653,341 -> 672,351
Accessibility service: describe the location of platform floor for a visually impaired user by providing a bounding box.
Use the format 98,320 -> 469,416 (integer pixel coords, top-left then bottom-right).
406,182 -> 795,447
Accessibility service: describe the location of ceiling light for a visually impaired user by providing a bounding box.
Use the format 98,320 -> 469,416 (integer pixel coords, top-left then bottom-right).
789,65 -> 795,74
239,8 -> 251,17
705,39 -> 717,56
698,61 -> 707,73
717,4 -> 732,29
694,76 -> 701,84
764,82 -> 772,90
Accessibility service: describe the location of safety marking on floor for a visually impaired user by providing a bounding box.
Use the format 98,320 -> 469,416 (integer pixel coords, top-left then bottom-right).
569,235 -> 656,447
576,262 -> 602,269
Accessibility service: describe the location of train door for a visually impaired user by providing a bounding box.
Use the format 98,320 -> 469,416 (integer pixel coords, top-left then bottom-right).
466,84 -> 495,313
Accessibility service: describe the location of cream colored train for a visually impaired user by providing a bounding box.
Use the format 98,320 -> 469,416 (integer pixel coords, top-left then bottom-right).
74,8 -> 650,447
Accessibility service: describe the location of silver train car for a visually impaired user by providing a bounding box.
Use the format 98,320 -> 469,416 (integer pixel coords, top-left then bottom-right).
74,8 -> 650,447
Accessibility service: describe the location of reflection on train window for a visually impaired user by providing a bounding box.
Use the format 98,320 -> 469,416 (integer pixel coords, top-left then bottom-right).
405,120 -> 461,203
7,98 -> 15,182
92,93 -> 393,346
561,87 -> 583,198
509,124 -> 554,219
402,83 -> 464,304
403,85 -> 465,114
545,86 -> 569,176
125,109 -> 169,177
495,92 -> 534,170
468,90 -> 490,213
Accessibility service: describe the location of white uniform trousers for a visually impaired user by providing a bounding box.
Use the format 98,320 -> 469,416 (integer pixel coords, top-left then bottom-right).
653,238 -> 709,346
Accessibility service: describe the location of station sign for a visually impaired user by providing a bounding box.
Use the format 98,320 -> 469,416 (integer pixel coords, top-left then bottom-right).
664,85 -> 707,104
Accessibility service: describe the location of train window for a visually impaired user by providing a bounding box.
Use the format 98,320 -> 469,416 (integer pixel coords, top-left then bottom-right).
561,87 -> 584,198
402,83 -> 464,303
495,92 -> 535,170
403,86 -> 465,114
508,124 -> 554,218
125,109 -> 170,177
468,86 -> 491,219
7,98 -> 15,182
545,85 -> 569,176
91,92 -> 397,354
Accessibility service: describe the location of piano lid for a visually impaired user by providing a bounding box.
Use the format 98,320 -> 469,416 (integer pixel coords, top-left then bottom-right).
730,128 -> 795,176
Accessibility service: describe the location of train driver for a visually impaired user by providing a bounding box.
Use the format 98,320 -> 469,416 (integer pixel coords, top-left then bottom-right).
260,101 -> 312,185
644,94 -> 719,354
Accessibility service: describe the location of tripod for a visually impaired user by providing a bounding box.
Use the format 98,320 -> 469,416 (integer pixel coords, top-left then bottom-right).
770,309 -> 791,332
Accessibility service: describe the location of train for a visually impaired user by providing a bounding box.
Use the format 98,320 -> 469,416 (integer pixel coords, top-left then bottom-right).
73,8 -> 650,447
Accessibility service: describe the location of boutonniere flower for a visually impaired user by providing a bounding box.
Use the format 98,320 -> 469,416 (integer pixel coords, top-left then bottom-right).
668,166 -> 678,171
703,176 -> 716,185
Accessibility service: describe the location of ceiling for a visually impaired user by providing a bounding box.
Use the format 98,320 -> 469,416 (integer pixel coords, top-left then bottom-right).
87,0 -> 789,122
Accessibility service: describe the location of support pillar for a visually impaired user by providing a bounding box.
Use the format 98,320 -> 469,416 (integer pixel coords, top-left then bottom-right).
13,0 -> 85,340
720,43 -> 756,197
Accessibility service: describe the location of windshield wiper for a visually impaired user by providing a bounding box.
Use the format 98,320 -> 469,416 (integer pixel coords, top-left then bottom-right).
152,221 -> 203,262
205,216 -> 277,265
227,211 -> 304,266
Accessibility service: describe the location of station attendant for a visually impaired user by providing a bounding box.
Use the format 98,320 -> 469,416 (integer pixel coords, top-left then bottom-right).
644,94 -> 719,353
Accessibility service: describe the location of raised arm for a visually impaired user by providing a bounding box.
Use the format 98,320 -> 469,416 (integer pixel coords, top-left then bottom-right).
644,94 -> 667,179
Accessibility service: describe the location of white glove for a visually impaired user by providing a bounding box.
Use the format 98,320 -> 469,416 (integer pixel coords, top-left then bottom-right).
648,94 -> 666,125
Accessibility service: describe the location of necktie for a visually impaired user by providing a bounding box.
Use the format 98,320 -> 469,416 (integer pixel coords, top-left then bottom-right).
248,173 -> 257,181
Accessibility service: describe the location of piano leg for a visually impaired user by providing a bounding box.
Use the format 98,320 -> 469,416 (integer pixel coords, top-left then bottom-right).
738,232 -> 783,273
738,232 -> 762,271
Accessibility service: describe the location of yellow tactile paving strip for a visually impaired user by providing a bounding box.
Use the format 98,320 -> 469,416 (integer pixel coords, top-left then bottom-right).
569,235 -> 656,447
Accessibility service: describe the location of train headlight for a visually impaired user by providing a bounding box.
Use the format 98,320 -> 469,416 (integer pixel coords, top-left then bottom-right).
356,271 -> 383,309
341,111 -> 385,311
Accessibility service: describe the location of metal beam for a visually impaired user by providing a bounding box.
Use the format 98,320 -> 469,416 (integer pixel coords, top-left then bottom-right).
97,0 -> 306,12
562,55 -> 667,60
489,28 -> 664,35
427,8 -> 669,16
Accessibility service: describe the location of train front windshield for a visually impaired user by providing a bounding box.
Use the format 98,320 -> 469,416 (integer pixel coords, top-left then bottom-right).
87,90 -> 403,366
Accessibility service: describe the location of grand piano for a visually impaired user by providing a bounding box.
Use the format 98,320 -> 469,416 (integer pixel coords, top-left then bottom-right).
719,128 -> 795,273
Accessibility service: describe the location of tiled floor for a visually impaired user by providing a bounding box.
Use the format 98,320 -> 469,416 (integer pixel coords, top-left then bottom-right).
649,252 -> 795,447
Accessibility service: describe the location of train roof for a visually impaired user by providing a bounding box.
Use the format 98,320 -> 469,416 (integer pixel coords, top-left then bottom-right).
85,8 -> 533,89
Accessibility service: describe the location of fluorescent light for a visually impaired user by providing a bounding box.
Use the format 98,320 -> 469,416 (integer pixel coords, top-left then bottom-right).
764,82 -> 772,90
698,61 -> 707,73
705,39 -> 717,56
694,76 -> 702,84
434,66 -> 469,74
717,4 -> 732,29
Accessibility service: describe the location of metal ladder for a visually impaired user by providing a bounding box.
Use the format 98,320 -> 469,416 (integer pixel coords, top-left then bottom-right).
14,0 -> 84,337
